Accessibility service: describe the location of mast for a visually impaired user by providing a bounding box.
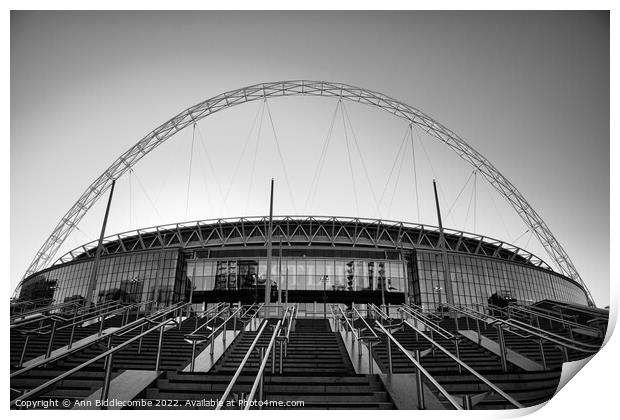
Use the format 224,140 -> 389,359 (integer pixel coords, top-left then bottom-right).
85,179 -> 116,305
433,180 -> 455,309
264,179 -> 274,304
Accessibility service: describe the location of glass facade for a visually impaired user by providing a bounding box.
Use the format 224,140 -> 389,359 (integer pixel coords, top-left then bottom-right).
414,249 -> 589,310
18,243 -> 589,310
186,257 -> 407,293
18,249 -> 184,307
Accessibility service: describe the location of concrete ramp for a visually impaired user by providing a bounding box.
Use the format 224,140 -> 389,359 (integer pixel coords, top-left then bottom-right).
76,370 -> 162,409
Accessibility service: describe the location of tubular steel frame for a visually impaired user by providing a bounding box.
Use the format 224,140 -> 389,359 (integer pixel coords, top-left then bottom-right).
18,80 -> 594,305
54,215 -> 551,270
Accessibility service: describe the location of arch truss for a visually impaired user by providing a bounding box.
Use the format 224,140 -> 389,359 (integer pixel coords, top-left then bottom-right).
19,80 -> 594,305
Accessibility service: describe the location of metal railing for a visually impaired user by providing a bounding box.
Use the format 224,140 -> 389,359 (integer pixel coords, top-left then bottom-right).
506,303 -> 601,338
11,301 -> 185,379
10,302 -> 189,408
445,303 -> 599,371
13,300 -> 155,366
275,304 -> 298,373
399,305 -> 455,340
388,313 -> 523,409
244,306 -> 296,409
331,304 -> 382,374
374,322 -> 462,410
184,304 -> 264,372
215,319 -> 272,410
10,300 -> 84,323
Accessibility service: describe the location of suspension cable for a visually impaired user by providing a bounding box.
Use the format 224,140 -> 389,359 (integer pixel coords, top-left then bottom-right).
265,100 -> 298,214
224,100 -> 264,206
387,134 -> 409,218
411,123 -> 450,218
185,123 -> 197,217
513,229 -> 530,244
132,169 -> 161,219
410,124 -> 421,222
340,100 -> 360,215
463,170 -> 477,231
305,100 -> 340,212
194,124 -> 229,215
246,100 -> 266,213
473,170 -> 478,232
482,176 -> 511,240
379,125 -> 409,208
128,169 -> 134,226
341,101 -> 381,217
444,170 -> 476,220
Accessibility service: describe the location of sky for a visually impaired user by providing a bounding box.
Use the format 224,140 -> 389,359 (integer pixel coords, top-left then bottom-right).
10,11 -> 609,306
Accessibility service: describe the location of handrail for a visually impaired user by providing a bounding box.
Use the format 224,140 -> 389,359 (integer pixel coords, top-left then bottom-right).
244,320 -> 283,410
333,305 -> 360,341
351,306 -> 379,340
201,303 -> 264,342
186,305 -> 230,336
10,300 -> 84,322
10,301 -> 185,378
374,322 -> 463,410
216,320 -> 269,410
284,304 -> 297,342
10,302 -> 190,407
22,300 -> 151,336
508,303 -> 600,334
399,305 -> 455,340
402,318 -> 524,408
446,304 -> 599,353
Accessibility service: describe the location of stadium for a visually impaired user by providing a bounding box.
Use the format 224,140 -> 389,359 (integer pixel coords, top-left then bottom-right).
10,81 -> 607,410
15,215 -> 590,313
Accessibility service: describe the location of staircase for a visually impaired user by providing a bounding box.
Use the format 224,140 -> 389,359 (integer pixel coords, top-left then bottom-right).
371,319 -> 561,409
132,317 -> 395,409
10,314 -> 230,406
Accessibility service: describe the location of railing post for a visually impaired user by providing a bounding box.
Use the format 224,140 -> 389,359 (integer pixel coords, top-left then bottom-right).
259,347 -> 265,406
190,340 -> 197,372
496,325 -> 507,372
98,315 -> 104,337
210,334 -> 215,357
462,394 -> 472,410
368,341 -> 374,374
271,337 -> 277,375
387,335 -> 393,374
476,318 -> 481,345
233,310 -> 238,332
223,314 -> 227,346
454,338 -> 462,373
18,335 -> 30,368
155,324 -> 165,371
46,320 -> 57,359
279,340 -> 284,374
138,324 -> 144,354
101,352 -> 114,407
415,349 -> 425,410
538,339 -> 547,370
357,330 -> 362,358
562,346 -> 569,363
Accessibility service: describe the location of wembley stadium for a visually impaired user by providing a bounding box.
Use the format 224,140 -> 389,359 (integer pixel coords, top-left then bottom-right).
10,81 -> 607,410
14,215 -> 589,314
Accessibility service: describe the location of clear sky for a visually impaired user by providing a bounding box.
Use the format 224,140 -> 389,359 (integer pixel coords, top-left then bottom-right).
10,11 -> 609,306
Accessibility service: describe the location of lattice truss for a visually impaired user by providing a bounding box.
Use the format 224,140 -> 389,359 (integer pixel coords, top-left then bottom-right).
19,81 -> 594,305
54,216 -> 551,270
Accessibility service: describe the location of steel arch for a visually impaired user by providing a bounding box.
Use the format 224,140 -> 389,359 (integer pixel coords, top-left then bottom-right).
19,80 -> 594,305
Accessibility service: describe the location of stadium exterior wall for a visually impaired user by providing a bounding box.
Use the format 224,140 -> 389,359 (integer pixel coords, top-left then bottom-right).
15,217 -> 589,311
